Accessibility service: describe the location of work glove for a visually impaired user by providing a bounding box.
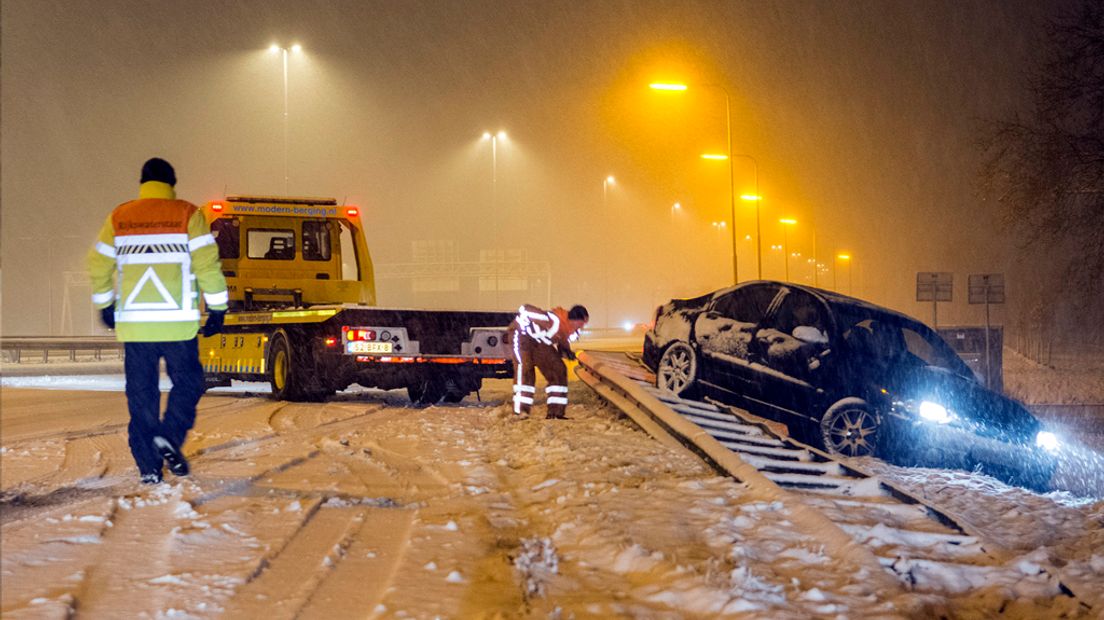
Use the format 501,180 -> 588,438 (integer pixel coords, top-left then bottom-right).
201,310 -> 226,337
561,346 -> 576,362
100,305 -> 116,330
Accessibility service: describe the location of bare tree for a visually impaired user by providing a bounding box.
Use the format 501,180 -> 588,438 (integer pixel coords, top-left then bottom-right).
981,1 -> 1104,345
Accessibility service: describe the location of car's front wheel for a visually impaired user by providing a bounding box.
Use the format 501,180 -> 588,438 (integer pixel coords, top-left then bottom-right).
656,342 -> 700,398
820,398 -> 880,458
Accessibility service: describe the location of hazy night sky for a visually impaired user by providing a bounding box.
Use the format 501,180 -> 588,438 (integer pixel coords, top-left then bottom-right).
0,0 -> 1073,334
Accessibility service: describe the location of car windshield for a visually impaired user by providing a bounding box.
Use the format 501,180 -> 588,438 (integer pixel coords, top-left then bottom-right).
836,308 -> 974,379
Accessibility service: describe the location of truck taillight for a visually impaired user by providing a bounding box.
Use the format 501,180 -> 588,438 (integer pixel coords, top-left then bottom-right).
345,207 -> 359,217
211,202 -> 224,212
324,336 -> 337,347
347,329 -> 376,342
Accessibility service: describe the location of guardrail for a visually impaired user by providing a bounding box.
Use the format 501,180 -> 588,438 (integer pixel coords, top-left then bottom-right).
1,337 -> 123,364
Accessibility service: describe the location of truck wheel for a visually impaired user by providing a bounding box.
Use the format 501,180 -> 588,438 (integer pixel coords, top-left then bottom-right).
442,378 -> 467,403
268,331 -> 305,401
407,378 -> 446,406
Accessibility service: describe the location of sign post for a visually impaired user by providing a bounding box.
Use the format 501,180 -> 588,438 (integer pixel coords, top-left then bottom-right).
916,272 -> 953,327
968,273 -> 1005,389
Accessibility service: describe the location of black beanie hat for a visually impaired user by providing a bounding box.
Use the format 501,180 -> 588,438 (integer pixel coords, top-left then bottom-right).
568,305 -> 589,321
140,157 -> 176,186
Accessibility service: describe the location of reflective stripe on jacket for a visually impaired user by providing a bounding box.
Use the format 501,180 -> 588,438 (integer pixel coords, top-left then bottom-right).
87,181 -> 229,342
512,304 -> 580,347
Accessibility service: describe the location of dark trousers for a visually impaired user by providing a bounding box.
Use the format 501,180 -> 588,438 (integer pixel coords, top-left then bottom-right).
123,339 -> 205,475
513,337 -> 569,418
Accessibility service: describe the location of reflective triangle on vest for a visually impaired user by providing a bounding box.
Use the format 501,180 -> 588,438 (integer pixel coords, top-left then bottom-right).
124,266 -> 180,310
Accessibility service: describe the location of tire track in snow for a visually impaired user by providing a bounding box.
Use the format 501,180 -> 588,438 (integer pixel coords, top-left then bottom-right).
1,398 -> 382,524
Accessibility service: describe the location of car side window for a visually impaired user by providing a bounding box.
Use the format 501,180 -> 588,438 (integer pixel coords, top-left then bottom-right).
769,291 -> 829,340
711,285 -> 780,323
697,285 -> 780,360
755,290 -> 830,379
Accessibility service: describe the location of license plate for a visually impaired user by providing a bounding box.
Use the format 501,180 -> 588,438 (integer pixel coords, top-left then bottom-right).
347,341 -> 393,354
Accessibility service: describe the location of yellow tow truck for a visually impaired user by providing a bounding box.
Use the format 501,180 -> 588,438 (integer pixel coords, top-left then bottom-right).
198,196 -> 515,403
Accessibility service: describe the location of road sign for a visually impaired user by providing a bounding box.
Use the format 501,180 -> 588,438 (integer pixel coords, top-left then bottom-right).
968,273 -> 1005,304
916,272 -> 953,302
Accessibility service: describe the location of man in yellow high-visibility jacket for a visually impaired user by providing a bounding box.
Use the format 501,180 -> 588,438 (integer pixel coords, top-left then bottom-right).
88,158 -> 229,484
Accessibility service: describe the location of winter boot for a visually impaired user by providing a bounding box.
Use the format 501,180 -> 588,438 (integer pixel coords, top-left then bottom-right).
153,436 -> 190,476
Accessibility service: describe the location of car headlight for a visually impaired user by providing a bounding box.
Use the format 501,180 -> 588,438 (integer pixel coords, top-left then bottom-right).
1035,430 -> 1060,452
918,400 -> 953,424
892,398 -> 959,425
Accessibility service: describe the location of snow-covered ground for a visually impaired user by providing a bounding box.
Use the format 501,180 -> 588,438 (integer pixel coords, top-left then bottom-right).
2,350 -> 1103,617
1003,345 -> 1104,405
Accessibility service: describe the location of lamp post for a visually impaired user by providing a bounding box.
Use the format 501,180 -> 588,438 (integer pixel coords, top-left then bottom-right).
269,43 -> 302,195
603,175 -> 615,206
481,130 -> 507,306
651,82 -> 743,284
835,253 -> 851,293
602,175 -> 616,328
481,131 -> 507,206
779,218 -> 796,282
811,228 -> 818,287
741,189 -> 763,279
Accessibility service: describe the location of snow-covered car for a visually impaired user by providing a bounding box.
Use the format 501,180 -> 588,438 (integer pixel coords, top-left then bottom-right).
642,281 -> 1059,489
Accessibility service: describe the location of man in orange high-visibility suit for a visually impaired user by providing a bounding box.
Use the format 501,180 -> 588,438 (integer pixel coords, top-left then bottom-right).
508,304 -> 588,419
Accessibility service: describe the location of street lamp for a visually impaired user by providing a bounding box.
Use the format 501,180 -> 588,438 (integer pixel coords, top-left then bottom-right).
480,130 -> 507,306
835,253 -> 852,294
652,82 -> 741,285
481,130 -> 507,206
741,193 -> 763,279
601,175 -> 616,327
269,43 -> 302,195
603,175 -> 615,205
779,218 -> 797,282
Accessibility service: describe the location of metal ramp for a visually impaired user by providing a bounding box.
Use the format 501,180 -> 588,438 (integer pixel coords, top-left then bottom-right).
577,350 -> 1088,613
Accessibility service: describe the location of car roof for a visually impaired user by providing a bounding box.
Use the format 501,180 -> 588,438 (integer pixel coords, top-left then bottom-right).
733,280 -> 927,329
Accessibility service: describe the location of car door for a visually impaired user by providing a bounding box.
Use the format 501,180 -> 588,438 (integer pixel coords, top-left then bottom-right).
693,283 -> 783,399
747,288 -> 834,423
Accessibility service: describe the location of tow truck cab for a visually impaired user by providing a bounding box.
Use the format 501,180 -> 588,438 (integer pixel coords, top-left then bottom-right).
204,196 -> 375,309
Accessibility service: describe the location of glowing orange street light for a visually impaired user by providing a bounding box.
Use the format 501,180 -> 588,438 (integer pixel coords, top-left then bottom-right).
741,194 -> 764,279
835,253 -> 853,294
779,218 -> 797,282
649,82 -> 689,91
653,81 -> 740,284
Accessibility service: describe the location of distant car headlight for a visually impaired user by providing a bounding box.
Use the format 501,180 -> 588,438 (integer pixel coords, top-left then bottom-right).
1035,430 -> 1060,452
918,400 -> 953,424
